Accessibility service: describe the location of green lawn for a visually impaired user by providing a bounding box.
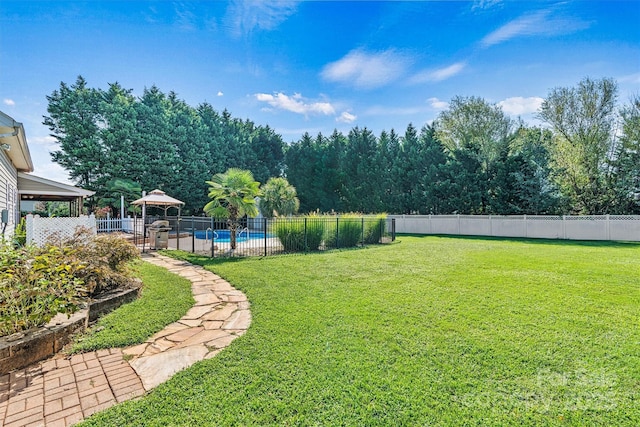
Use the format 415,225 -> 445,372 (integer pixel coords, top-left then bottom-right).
80,236 -> 639,426
70,261 -> 194,352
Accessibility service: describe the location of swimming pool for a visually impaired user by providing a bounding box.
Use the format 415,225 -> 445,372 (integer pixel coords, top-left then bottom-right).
193,229 -> 273,242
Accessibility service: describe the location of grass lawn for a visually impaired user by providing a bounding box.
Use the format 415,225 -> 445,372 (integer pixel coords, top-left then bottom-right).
70,261 -> 194,352
80,236 -> 639,426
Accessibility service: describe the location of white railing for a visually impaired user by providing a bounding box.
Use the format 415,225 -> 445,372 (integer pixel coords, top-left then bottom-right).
388,214 -> 640,242
96,217 -> 122,233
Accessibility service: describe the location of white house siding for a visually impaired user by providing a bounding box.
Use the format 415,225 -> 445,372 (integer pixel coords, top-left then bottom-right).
0,150 -> 18,240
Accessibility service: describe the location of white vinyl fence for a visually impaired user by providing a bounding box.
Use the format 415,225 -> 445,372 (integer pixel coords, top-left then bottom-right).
26,214 -> 97,246
389,215 -> 640,242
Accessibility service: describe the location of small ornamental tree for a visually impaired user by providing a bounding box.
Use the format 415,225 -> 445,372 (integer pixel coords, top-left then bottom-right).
204,168 -> 261,250
259,177 -> 300,218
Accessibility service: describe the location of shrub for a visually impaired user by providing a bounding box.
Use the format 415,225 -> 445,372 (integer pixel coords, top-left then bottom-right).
0,244 -> 87,336
275,217 -> 324,252
0,229 -> 141,336
13,218 -> 26,247
60,228 -> 140,296
363,214 -> 387,244
325,215 -> 364,248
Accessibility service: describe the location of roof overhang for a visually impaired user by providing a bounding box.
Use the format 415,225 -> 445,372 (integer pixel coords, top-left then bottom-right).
0,111 -> 34,172
18,172 -> 95,201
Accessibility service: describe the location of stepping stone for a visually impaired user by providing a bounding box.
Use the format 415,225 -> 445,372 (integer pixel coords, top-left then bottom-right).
222,310 -> 251,330
130,345 -> 209,390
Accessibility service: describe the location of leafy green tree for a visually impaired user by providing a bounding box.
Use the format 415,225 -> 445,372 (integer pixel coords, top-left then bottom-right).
204,168 -> 261,250
611,95 -> 640,213
436,96 -> 515,172
434,97 -> 516,213
44,76 -> 104,190
538,77 -> 618,214
418,126 -> 450,214
168,94 -> 211,215
259,177 -> 300,218
98,178 -> 142,216
340,127 -> 382,213
249,125 -> 285,184
395,124 -> 423,213
376,129 -> 403,213
285,133 -> 321,212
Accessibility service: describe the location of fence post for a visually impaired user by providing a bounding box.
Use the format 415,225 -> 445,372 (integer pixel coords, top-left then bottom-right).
524,214 -> 527,238
176,215 -> 181,251
264,217 -> 268,257
563,215 -> 567,239
211,217 -> 215,258
304,217 -> 308,252
488,214 -> 492,237
336,217 -> 340,249
191,216 -> 195,254
606,214 -> 610,240
361,217 -> 365,246
392,218 -> 396,241
457,214 -> 461,235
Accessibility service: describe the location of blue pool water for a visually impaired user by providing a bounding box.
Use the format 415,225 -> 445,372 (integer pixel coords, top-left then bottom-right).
194,229 -> 272,242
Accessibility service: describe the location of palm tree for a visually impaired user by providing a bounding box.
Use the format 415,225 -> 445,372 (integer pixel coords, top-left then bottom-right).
259,177 -> 300,218
99,178 -> 142,216
204,168 -> 261,250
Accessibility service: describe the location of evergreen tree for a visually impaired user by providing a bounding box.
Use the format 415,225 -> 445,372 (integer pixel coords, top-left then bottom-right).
45,76 -> 104,189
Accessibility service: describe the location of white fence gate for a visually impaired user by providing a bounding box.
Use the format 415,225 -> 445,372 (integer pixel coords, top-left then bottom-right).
388,215 -> 640,242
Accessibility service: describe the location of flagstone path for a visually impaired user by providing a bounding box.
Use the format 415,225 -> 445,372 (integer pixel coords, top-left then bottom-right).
0,253 -> 251,426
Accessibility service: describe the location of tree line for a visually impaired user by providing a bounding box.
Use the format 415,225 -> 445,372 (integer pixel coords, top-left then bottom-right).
44,76 -> 640,216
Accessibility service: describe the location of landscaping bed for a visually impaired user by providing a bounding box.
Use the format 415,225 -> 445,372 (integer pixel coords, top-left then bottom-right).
0,283 -> 141,374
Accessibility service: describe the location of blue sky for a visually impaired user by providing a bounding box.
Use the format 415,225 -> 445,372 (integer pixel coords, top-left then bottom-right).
1,0 -> 639,184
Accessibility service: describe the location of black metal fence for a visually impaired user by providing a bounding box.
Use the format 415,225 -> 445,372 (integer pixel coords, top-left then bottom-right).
130,216 -> 395,257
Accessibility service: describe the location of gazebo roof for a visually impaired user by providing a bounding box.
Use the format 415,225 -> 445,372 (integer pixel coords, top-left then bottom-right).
132,189 -> 184,207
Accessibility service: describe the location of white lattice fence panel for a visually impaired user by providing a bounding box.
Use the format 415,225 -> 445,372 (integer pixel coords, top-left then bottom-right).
26,214 -> 97,247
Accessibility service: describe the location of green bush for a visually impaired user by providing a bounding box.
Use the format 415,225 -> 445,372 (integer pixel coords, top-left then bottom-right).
13,218 -> 26,247
363,214 -> 387,244
0,230 -> 140,336
0,244 -> 87,336
61,228 -> 140,296
325,215 -> 363,248
275,217 -> 324,252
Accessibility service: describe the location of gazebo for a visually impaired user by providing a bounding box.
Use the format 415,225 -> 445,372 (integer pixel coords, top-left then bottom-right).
131,189 -> 184,218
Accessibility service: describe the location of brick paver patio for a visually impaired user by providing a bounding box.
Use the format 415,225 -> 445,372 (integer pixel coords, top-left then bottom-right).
0,253 -> 251,426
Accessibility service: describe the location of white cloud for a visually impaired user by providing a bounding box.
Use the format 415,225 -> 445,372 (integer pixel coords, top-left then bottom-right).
427,97 -> 449,110
480,9 -> 591,48
336,111 -> 357,124
472,0 -> 502,11
362,105 -> 427,117
226,0 -> 298,36
28,135 -> 58,149
618,72 -> 640,84
410,62 -> 466,84
497,96 -> 544,116
321,49 -> 411,89
174,3 -> 197,31
217,91 -> 224,97
3,99 -> 15,106
255,92 -> 335,116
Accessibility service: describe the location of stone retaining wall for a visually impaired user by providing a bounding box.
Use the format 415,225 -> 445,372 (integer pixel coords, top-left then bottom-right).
0,285 -> 141,375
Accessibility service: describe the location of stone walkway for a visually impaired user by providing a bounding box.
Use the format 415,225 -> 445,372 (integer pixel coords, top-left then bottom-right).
0,253 -> 251,426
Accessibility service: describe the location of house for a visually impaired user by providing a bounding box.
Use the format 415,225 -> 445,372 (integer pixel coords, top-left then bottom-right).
0,111 -> 32,240
0,110 -> 94,240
